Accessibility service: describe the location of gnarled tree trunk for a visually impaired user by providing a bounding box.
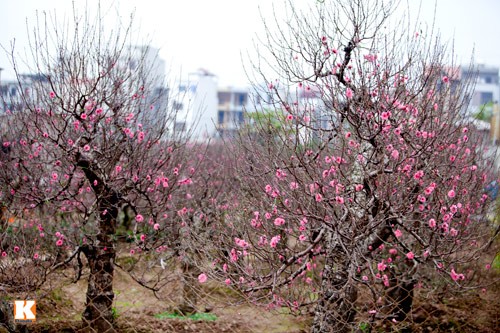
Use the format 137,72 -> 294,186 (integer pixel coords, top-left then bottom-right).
79,159 -> 120,332
387,277 -> 415,323
177,261 -> 200,315
312,232 -> 358,333
82,241 -> 116,333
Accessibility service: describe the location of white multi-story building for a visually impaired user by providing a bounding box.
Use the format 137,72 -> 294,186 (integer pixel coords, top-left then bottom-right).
217,87 -> 249,138
172,69 -> 219,139
171,69 -> 252,140
461,64 -> 500,115
122,45 -> 166,90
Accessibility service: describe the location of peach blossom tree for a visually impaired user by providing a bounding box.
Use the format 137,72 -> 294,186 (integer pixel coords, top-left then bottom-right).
0,6 -> 201,332
202,1 -> 499,332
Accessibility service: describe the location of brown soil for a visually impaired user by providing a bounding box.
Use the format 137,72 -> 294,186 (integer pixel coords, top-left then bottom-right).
6,258 -> 499,333
21,266 -> 308,333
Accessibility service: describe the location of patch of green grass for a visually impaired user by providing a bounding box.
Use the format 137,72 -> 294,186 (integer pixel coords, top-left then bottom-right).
493,253 -> 500,270
51,288 -> 64,301
111,307 -> 119,320
358,322 -> 370,333
154,312 -> 217,321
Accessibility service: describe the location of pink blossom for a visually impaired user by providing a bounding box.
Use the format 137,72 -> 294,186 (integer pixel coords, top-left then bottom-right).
382,274 -> 390,287
135,214 -> 144,223
13,246 -> 20,253
153,223 -> 160,230
389,248 -> 398,255
137,131 -> 145,143
198,273 -> 208,283
391,150 -> 399,160
363,54 -> 377,63
413,170 -> 424,180
274,217 -> 285,226
315,193 -> 323,202
346,87 -> 353,99
33,253 -> 39,260
377,262 -> 387,271
83,145 -> 91,152
442,76 -> 449,83
450,268 -> 465,281
299,234 -> 307,242
49,91 -> 56,99
289,182 -> 298,190
394,229 -> 403,238
225,278 -> 231,285
276,169 -> 287,179
235,237 -> 249,249
115,165 -> 122,173
406,251 -> 415,260
424,185 -> 435,195
178,178 -> 193,185
362,275 -> 369,281
448,189 -> 456,198
428,218 -> 436,228
140,234 -> 146,242
56,239 -> 64,246
355,184 -> 364,192
230,249 -> 239,262
335,196 -> 344,204
265,184 -> 272,193
51,172 -> 58,180
270,235 -> 281,248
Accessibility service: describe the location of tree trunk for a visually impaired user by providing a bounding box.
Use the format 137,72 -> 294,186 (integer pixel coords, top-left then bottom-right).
177,261 -> 200,315
387,278 -> 415,323
311,232 -> 358,333
82,242 -> 116,333
78,157 -> 119,332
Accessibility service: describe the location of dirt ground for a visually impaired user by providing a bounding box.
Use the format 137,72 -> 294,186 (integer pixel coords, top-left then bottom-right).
21,267 -> 309,333
7,259 -> 500,333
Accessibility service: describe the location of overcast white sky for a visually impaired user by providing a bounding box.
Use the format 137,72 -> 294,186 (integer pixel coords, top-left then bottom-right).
1,0 -> 499,87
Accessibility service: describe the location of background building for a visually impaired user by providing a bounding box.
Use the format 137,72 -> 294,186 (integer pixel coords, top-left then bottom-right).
217,87 -> 248,138
172,69 -> 218,139
462,64 -> 500,115
171,70 -> 252,140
